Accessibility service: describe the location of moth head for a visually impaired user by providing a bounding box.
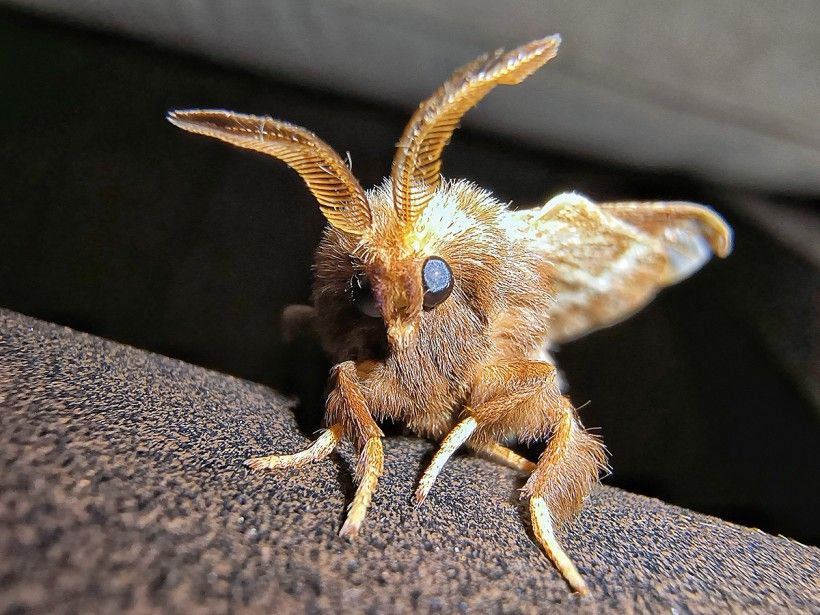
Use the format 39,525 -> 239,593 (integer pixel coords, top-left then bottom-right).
348,253 -> 443,350
167,35 -> 561,356
322,180 -> 514,354
347,190 -> 462,351
350,34 -> 561,350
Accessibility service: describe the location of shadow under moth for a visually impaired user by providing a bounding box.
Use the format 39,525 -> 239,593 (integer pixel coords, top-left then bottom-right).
169,35 -> 732,595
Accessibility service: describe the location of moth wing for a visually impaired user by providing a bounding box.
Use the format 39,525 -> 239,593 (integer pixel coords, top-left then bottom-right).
512,193 -> 732,344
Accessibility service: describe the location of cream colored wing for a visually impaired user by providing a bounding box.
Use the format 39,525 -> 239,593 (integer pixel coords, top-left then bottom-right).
511,193 -> 732,344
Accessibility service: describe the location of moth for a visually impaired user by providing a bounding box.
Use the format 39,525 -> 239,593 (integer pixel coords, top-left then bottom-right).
169,35 -> 731,594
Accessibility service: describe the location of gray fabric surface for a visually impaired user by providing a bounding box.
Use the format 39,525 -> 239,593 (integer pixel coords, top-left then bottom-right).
1,309 -> 818,614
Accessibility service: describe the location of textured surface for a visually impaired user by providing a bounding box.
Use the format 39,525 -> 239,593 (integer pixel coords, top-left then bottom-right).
1,309 -> 818,614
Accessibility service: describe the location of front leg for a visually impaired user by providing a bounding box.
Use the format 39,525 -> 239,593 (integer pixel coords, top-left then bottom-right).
416,360 -> 607,594
246,360 -> 384,537
325,361 -> 384,537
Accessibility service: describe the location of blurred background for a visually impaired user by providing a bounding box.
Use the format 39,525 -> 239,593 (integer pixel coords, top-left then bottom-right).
0,2 -> 817,544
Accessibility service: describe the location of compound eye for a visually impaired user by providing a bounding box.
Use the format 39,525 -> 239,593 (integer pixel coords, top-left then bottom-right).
349,271 -> 380,318
422,256 -> 454,309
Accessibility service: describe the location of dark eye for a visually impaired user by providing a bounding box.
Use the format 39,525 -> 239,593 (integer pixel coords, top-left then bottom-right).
349,271 -> 380,318
422,256 -> 454,309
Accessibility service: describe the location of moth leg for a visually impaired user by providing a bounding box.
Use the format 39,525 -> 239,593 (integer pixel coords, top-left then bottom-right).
341,435 -> 383,537
530,495 -> 588,596
245,423 -> 342,470
245,360 -> 383,538
470,361 -> 607,595
415,422 -> 536,503
325,361 -> 385,538
470,441 -> 536,473
414,416 -> 478,504
523,394 -> 607,595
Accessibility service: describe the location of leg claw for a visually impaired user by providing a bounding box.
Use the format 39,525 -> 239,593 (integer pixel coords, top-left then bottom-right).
339,518 -> 361,539
244,456 -> 275,471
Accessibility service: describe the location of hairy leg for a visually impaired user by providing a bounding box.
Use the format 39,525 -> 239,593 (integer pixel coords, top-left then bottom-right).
245,360 -> 384,537
470,441 -> 536,473
414,416 -> 477,504
341,435 -> 383,536
245,423 -> 343,470
415,424 -> 537,503
418,360 -> 606,594
520,396 -> 606,595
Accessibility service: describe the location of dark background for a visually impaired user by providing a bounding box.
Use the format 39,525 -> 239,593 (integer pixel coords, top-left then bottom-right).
1,7 -> 817,544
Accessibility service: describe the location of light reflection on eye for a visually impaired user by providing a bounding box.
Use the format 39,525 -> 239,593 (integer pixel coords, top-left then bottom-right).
422,256 -> 453,309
